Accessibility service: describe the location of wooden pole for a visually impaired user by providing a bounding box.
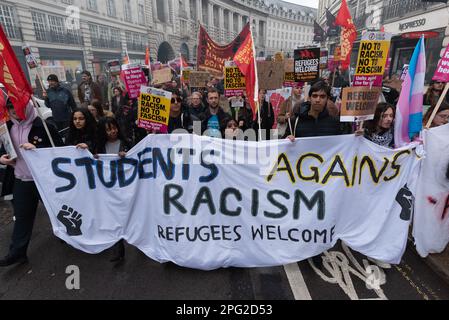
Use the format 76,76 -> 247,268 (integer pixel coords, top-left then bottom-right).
425,82 -> 449,129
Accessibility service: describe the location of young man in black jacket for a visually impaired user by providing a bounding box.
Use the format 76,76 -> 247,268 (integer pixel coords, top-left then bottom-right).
286,80 -> 350,140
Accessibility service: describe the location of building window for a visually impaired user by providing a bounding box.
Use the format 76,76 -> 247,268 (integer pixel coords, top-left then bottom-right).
61,0 -> 74,4
124,0 -> 132,22
87,0 -> 97,11
107,0 -> 116,17
138,4 -> 145,25
32,10 -> 82,45
0,4 -> 21,40
89,23 -> 121,48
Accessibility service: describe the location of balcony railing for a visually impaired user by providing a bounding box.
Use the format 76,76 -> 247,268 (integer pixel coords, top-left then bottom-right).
127,42 -> 146,52
91,37 -> 121,49
1,24 -> 22,40
35,30 -> 83,45
383,0 -> 438,22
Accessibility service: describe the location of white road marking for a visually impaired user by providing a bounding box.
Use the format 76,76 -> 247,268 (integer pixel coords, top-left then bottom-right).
283,263 -> 312,300
307,243 -> 389,300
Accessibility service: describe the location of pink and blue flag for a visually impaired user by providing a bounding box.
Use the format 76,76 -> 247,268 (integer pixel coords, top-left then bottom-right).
394,36 -> 426,147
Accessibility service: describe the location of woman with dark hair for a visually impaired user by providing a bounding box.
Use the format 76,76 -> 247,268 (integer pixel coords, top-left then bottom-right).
66,108 -> 97,153
423,101 -> 449,128
423,80 -> 447,107
95,117 -> 131,155
88,99 -> 105,122
110,87 -> 126,114
95,117 -> 131,263
363,103 -> 396,148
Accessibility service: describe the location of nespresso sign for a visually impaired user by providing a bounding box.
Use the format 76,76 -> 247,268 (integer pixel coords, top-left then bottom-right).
399,19 -> 426,31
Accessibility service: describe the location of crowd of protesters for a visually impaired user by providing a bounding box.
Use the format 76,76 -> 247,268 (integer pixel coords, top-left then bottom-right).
0,65 -> 448,267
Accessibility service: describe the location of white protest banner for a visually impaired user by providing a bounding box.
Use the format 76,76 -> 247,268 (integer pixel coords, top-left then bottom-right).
121,64 -> 148,99
413,124 -> 449,257
138,86 -> 172,133
22,135 -> 419,270
22,46 -> 38,69
107,60 -> 121,76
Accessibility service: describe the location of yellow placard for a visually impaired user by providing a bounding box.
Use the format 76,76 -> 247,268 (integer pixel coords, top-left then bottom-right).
138,91 -> 171,131
355,40 -> 390,76
224,66 -> 246,90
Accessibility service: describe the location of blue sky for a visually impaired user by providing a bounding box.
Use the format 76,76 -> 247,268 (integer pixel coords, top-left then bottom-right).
283,0 -> 319,8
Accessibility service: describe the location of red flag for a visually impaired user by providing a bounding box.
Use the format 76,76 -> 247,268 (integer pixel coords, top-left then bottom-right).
145,46 -> 150,66
0,25 -> 32,120
233,30 -> 258,120
0,89 -> 8,124
335,0 -> 357,70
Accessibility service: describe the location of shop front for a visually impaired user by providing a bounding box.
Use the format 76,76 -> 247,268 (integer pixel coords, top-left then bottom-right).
384,7 -> 449,84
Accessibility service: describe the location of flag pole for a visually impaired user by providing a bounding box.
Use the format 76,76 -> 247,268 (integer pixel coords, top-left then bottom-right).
250,24 -> 262,141
30,96 -> 55,147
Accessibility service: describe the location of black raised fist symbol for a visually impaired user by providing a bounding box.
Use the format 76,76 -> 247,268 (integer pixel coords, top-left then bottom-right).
57,205 -> 83,236
396,184 -> 414,222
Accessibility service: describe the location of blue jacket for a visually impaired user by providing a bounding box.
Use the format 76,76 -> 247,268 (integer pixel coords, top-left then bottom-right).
45,85 -> 77,122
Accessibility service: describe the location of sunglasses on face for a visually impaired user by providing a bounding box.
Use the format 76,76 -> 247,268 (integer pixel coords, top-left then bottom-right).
171,98 -> 182,103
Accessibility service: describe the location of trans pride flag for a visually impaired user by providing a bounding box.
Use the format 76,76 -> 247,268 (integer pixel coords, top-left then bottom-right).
395,36 -> 426,147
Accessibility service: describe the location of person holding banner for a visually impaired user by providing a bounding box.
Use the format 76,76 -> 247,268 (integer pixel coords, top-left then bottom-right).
423,102 -> 449,128
362,103 -> 396,148
0,100 -> 63,267
65,108 -> 98,153
286,80 -> 347,140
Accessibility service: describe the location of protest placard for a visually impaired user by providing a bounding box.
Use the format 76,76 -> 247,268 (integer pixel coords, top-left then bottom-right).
340,87 -> 382,122
294,47 -> 320,82
182,69 -> 191,83
138,86 -> 172,133
224,61 -> 246,97
152,68 -> 172,85
257,61 -> 284,90
0,123 -> 17,160
121,64 -> 148,99
432,43 -> 449,82
400,64 -> 409,81
189,71 -> 210,88
107,60 -> 121,76
22,46 -> 38,69
354,32 -> 392,87
320,49 -> 328,70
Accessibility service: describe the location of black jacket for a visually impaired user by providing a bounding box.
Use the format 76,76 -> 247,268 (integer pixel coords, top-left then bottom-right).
168,112 -> 193,133
44,85 -> 77,122
286,102 -> 345,138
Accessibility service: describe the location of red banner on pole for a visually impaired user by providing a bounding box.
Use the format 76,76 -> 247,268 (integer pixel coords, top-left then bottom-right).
197,23 -> 251,78
335,0 -> 357,71
0,25 -> 32,119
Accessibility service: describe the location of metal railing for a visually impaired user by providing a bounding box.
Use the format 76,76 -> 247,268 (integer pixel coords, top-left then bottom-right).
90,37 -> 121,49
382,0 -> 438,22
35,29 -> 83,45
127,42 -> 146,52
